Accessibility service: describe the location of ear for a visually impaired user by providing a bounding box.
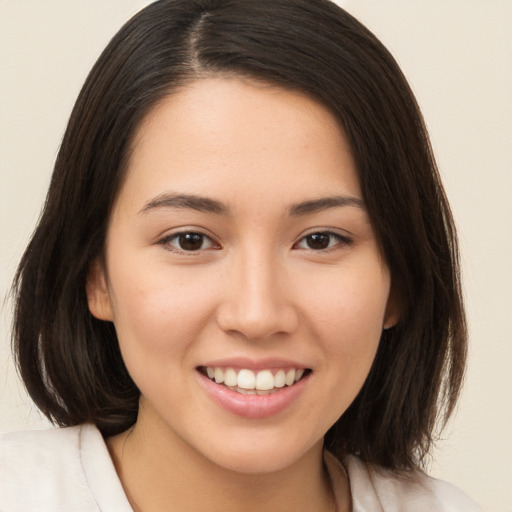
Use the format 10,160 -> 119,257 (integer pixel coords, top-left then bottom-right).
383,284 -> 401,330
86,259 -> 114,321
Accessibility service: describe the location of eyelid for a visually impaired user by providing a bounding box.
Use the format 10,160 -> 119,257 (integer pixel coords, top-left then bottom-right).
157,228 -> 221,253
293,229 -> 354,251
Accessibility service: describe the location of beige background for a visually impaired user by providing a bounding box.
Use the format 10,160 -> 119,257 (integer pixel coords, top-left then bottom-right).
0,1 -> 510,510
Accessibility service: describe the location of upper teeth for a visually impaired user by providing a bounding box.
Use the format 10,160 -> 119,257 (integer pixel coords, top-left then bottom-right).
206,367 -> 305,391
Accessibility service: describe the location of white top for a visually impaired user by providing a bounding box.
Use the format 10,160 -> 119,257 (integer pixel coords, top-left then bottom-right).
0,424 -> 482,511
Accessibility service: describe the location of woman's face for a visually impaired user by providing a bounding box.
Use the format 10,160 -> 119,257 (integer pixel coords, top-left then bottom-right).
88,78 -> 397,473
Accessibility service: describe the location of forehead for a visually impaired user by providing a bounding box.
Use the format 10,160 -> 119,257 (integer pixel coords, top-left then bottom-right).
118,77 -> 361,213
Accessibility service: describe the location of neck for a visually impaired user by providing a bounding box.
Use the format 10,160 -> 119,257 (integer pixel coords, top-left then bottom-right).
107,414 -> 343,512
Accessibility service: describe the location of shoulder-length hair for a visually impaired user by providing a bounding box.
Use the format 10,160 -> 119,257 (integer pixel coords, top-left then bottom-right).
12,0 -> 466,471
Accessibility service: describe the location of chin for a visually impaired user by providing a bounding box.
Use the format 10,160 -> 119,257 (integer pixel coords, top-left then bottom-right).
196,432 -> 322,475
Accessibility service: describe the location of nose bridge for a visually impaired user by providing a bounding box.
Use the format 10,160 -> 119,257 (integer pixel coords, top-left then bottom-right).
217,243 -> 297,340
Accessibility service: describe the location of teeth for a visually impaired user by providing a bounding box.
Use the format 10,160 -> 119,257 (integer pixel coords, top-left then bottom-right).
205,367 -> 307,391
274,370 -> 286,388
224,368 -> 238,387
255,370 -> 274,390
285,369 -> 296,386
237,369 -> 256,390
214,367 -> 224,384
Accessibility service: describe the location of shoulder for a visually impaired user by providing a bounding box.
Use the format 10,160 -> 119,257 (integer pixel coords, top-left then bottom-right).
0,424 -> 98,511
325,452 -> 483,512
0,423 -> 131,512
0,422 -> 83,458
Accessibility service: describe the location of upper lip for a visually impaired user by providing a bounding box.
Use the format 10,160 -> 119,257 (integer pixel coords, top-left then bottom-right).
198,357 -> 310,371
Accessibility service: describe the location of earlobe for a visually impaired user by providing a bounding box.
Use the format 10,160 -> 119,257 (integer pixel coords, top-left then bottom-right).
383,313 -> 399,330
86,259 -> 114,321
383,286 -> 401,330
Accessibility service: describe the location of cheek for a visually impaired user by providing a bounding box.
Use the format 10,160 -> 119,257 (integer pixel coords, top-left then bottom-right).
106,253 -> 219,365
301,273 -> 388,429
304,261 -> 390,374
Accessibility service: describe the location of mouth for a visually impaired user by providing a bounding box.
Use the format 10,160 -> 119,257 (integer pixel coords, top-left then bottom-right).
198,366 -> 312,395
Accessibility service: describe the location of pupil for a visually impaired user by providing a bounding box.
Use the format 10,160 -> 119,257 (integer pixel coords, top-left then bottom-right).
179,233 -> 203,251
307,233 -> 329,249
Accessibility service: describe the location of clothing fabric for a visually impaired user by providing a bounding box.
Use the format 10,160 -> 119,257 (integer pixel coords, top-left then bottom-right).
0,424 -> 482,511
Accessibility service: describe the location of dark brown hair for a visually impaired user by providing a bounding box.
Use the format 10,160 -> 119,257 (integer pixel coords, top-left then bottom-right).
12,0 -> 466,471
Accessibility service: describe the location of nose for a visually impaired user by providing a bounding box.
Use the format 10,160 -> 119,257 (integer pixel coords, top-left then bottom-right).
216,249 -> 299,341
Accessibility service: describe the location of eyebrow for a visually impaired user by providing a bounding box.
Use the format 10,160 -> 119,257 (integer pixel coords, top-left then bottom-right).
139,192 -> 365,217
139,193 -> 228,215
288,195 -> 365,216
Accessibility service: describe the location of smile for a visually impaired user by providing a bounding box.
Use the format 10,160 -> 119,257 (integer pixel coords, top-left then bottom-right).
200,367 -> 310,395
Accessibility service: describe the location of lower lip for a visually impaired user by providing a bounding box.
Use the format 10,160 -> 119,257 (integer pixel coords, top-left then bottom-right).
197,371 -> 309,419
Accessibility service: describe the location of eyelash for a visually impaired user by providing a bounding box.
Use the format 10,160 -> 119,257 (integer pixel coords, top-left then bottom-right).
158,229 -> 352,254
293,231 -> 353,252
159,231 -> 219,253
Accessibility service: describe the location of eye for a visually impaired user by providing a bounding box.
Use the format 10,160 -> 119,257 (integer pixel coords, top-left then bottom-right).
294,231 -> 351,251
161,231 -> 218,252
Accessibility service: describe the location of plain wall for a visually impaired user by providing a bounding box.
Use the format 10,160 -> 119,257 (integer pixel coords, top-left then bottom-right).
1,1 -> 510,510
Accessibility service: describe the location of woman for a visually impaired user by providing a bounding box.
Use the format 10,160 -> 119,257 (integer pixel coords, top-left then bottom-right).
1,0 -> 482,510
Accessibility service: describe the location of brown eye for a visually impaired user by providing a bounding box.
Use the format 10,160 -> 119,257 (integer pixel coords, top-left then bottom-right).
162,231 -> 216,252
178,233 -> 204,251
305,233 -> 330,250
295,231 -> 352,251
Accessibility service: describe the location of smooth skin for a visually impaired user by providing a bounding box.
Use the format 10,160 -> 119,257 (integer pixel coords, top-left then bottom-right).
87,77 -> 398,512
